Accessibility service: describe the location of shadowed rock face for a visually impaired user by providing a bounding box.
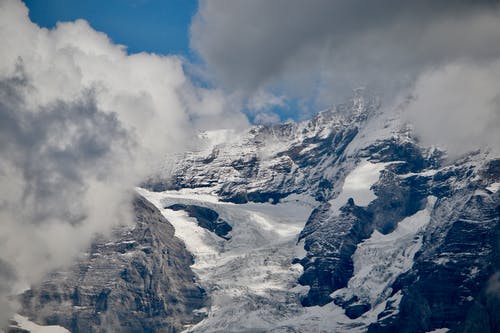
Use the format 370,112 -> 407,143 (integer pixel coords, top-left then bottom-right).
297,203 -> 374,307
19,196 -> 207,333
142,91 -> 498,332
166,204 -> 232,240
368,187 -> 500,333
455,272 -> 500,333
297,139 -> 431,307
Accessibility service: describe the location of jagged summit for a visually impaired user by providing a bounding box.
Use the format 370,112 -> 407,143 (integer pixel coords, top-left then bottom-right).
146,90 -> 392,203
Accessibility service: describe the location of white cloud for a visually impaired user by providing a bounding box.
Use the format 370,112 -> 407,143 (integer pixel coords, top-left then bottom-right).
404,60 -> 500,157
247,90 -> 286,113
0,0 -> 247,323
191,0 -> 500,117
253,111 -> 281,125
190,0 -> 500,155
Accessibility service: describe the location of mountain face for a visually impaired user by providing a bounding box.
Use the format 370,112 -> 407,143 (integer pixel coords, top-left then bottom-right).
13,93 -> 499,333
16,197 -> 207,333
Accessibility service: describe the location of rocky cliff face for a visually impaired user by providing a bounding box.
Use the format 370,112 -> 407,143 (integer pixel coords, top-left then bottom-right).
18,196 -> 207,333
367,158 -> 499,333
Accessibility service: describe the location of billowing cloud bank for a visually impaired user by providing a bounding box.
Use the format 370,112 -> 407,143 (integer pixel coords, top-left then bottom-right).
191,0 -> 500,152
404,60 -> 500,156
0,0 -> 247,323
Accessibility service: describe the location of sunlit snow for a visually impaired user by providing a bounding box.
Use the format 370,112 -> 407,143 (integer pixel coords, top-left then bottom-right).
137,185 -> 439,333
333,197 -> 437,306
486,182 -> 500,193
9,314 -> 70,333
329,159 -> 393,213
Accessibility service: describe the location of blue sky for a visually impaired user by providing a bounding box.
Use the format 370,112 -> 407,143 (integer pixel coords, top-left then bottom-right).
21,0 -> 306,122
23,0 -> 197,56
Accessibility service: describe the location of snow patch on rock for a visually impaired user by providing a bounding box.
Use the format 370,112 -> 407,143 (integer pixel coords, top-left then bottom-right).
486,182 -> 500,193
329,159 -> 393,213
333,196 -> 436,307
8,314 -> 70,333
425,328 -> 450,333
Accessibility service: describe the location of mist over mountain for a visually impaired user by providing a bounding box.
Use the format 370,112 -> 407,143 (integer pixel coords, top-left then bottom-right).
1,0 -> 499,332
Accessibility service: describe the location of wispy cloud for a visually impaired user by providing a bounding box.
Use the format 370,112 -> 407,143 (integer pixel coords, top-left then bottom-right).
404,60 -> 500,157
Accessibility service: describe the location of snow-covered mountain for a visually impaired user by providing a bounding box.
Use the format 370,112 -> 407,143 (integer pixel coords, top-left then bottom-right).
11,92 -> 499,333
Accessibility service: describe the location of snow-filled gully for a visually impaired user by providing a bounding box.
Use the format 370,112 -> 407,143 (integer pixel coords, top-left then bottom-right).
138,188 -> 314,332
137,160 -> 437,333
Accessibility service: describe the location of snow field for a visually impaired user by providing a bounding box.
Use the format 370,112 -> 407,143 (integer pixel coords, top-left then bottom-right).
137,180 -> 436,332
329,159 -> 394,213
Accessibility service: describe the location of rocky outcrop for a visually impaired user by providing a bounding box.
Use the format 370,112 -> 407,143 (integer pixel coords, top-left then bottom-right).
166,204 -> 232,239
297,202 -> 373,306
296,138 -> 432,308
19,196 -> 207,333
367,159 -> 500,333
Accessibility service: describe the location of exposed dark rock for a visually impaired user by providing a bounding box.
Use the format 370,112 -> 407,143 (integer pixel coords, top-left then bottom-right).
19,196 -> 208,333
482,158 -> 500,181
219,190 -> 293,205
368,188 -> 499,333
298,203 -> 373,306
454,272 -> 500,333
345,303 -> 372,319
230,155 -> 259,178
5,327 -> 30,333
166,204 -> 232,239
361,138 -> 439,173
297,156 -> 429,308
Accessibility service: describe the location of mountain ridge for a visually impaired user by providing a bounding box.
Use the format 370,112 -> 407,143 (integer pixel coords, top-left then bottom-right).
12,93 -> 499,332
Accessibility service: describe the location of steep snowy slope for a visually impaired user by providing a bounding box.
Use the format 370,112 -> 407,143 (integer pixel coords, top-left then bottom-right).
138,188 -> 314,332
146,90 -> 383,204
